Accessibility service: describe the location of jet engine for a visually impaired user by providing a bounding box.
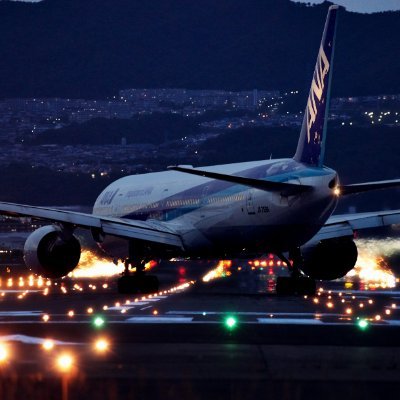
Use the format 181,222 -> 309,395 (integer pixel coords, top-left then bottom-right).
300,237 -> 358,280
24,225 -> 81,279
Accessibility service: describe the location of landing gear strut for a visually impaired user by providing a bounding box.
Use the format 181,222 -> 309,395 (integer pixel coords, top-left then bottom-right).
275,249 -> 316,296
117,241 -> 159,294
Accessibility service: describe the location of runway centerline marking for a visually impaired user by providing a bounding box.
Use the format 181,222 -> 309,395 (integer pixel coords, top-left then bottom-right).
0,311 -> 42,316
258,318 -> 324,325
0,334 -> 81,345
0,290 -> 41,293
108,302 -> 149,310
166,311 -> 345,317
125,316 -> 193,323
107,297 -> 164,311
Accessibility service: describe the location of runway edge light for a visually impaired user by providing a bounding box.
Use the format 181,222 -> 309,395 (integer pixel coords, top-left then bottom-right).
93,315 -> 105,328
357,319 -> 369,330
224,315 -> 238,331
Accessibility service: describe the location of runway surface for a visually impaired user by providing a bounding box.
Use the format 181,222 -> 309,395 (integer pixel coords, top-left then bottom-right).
1,264 -> 400,399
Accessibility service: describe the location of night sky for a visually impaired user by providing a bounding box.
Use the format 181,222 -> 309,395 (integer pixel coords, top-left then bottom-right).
7,0 -> 400,13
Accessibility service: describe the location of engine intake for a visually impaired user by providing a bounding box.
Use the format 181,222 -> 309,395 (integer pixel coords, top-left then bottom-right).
301,237 -> 358,280
24,225 -> 81,279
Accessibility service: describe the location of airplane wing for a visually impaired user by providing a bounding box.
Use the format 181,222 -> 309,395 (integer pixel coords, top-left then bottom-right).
0,202 -> 399,252
0,202 -> 184,248
170,166 -> 400,197
168,166 -> 312,196
309,209 -> 400,243
339,179 -> 400,195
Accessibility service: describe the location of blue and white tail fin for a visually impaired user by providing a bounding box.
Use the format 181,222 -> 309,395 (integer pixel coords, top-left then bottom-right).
294,5 -> 339,167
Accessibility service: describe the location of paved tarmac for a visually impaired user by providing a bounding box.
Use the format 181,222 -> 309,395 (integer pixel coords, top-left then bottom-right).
1,265 -> 400,399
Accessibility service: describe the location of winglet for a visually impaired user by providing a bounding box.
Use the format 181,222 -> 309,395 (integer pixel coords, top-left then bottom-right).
294,5 -> 339,167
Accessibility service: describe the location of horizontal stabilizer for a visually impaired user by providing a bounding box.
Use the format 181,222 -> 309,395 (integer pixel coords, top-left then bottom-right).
340,179 -> 400,196
169,166 -> 312,196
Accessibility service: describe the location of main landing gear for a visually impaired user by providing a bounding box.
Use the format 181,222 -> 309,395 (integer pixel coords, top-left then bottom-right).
117,269 -> 159,294
275,249 -> 316,296
117,242 -> 159,294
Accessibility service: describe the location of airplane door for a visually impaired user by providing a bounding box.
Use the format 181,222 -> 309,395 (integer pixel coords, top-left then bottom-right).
246,190 -> 256,215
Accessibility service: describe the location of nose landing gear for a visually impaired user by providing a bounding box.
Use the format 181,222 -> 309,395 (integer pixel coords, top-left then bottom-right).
117,241 -> 159,294
117,269 -> 159,294
275,275 -> 316,296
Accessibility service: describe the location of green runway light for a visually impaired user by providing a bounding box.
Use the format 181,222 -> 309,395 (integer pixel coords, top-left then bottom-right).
357,319 -> 369,330
93,316 -> 105,328
225,316 -> 238,330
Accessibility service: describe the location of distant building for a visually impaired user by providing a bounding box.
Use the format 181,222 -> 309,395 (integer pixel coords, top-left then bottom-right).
119,88 -> 279,111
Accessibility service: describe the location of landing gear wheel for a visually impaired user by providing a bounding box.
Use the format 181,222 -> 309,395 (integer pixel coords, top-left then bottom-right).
144,275 -> 159,293
276,276 -> 295,295
296,277 -> 316,296
117,275 -> 159,294
276,276 -> 316,296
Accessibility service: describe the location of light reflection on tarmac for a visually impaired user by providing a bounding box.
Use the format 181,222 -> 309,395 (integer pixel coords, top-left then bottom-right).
1,267 -> 400,329
1,266 -> 400,399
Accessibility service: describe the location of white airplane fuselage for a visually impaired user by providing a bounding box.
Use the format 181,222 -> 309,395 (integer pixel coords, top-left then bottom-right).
93,158 -> 338,259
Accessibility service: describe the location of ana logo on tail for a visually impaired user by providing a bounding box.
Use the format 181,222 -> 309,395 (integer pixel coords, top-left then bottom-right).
306,44 -> 330,144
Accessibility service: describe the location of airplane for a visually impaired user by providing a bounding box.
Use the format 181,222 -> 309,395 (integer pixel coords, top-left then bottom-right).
0,5 -> 399,295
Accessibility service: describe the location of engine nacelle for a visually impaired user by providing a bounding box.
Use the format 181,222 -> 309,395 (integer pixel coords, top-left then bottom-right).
24,225 -> 81,279
300,237 -> 358,280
